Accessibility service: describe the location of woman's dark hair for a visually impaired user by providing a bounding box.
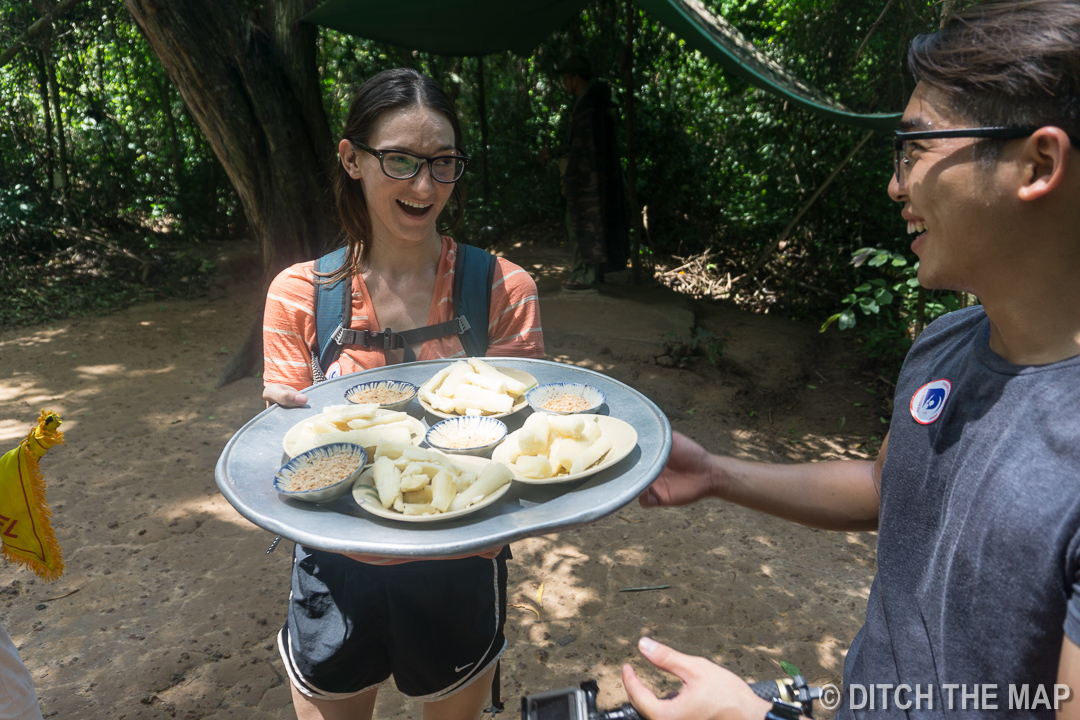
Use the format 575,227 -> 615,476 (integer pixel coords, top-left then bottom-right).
330,68 -> 468,280
908,0 -> 1080,161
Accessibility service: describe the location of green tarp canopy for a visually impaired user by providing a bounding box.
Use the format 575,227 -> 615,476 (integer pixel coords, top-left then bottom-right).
304,0 -> 901,130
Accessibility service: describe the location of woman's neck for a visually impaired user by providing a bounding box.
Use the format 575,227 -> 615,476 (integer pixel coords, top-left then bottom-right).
365,231 -> 443,279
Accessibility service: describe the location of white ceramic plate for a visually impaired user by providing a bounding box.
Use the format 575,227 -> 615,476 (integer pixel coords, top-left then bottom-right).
282,410 -> 426,458
419,366 -> 538,419
491,414 -> 638,485
351,455 -> 513,522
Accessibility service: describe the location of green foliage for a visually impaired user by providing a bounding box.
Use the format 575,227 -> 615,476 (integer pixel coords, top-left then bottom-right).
821,247 -> 962,367
0,225 -> 217,329
1,0 -> 943,332
821,248 -> 914,333
779,660 -> 802,678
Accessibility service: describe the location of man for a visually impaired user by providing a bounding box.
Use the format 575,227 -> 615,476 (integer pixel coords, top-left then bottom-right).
621,1 -> 1080,717
0,622 -> 42,720
556,55 -> 629,290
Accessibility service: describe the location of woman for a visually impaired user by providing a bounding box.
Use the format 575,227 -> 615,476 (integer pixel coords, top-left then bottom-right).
261,68 -> 544,720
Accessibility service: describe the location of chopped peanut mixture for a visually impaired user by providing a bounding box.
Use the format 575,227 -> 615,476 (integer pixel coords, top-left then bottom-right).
542,394 -> 592,413
352,387 -> 413,405
283,454 -> 362,492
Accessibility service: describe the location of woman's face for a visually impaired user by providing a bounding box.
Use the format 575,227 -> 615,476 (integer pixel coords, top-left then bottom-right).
345,105 -> 458,248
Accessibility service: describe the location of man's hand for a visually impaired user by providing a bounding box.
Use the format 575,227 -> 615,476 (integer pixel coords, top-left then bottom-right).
639,432 -> 721,507
622,637 -> 771,720
639,430 -> 881,531
263,383 -> 308,409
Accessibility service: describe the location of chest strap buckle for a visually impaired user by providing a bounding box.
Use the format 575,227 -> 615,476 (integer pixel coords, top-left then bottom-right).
331,326 -> 406,350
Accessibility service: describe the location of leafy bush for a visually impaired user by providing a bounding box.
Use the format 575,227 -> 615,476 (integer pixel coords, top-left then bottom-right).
821,247 -> 963,369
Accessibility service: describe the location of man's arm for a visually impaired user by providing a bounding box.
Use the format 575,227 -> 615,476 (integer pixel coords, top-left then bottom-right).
640,431 -> 885,531
1058,635 -> 1080,719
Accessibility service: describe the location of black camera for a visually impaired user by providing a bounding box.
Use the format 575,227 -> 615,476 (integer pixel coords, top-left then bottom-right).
521,675 -> 822,720
748,674 -> 822,718
521,680 -> 643,720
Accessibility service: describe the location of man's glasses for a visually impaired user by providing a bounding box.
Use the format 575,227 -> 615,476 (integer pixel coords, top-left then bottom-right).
893,127 -> 1039,183
893,126 -> 1080,184
353,141 -> 468,184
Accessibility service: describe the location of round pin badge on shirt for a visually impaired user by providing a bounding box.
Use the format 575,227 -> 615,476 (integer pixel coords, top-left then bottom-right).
910,379 -> 952,425
327,361 -> 342,380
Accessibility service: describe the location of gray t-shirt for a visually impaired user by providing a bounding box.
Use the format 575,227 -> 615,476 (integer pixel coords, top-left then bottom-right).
840,307 -> 1080,717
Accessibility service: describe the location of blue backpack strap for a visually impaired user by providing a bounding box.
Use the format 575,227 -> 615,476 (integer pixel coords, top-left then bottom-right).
316,243 -> 493,367
453,243 -> 496,357
313,247 -> 351,374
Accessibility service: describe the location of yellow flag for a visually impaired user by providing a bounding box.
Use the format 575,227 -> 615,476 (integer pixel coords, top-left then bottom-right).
0,410 -> 65,581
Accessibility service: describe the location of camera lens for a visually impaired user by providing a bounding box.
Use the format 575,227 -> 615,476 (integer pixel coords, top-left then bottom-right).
526,693 -> 580,720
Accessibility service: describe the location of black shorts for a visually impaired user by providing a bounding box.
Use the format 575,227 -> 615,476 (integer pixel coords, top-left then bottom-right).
278,544 -> 510,700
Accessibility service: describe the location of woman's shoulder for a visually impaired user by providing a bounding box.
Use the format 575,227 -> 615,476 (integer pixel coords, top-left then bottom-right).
442,236 -> 537,291
268,259 -> 318,294
492,255 -> 537,293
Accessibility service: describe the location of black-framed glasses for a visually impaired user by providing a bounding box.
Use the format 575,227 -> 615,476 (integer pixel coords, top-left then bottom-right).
352,141 -> 468,183
893,126 -> 1080,183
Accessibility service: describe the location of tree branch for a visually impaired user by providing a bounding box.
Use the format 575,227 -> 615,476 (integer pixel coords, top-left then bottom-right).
852,0 -> 896,65
0,0 -> 82,69
742,130 -> 875,282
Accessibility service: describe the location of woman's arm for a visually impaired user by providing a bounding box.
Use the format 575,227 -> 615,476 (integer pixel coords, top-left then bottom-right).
263,384 -> 308,408
262,263 -> 318,404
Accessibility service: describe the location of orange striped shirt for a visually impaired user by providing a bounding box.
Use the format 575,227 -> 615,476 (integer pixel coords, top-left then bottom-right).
263,236 -> 544,389
262,236 -> 543,565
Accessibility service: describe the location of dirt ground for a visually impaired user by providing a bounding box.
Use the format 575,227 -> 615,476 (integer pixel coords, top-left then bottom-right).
0,225 -> 886,719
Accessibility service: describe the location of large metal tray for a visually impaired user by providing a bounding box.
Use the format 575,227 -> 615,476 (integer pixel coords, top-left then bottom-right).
215,358 -> 671,558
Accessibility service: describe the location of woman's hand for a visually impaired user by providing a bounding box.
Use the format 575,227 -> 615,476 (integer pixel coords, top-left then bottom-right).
263,383 -> 308,409
622,637 -> 770,720
639,431 -> 722,508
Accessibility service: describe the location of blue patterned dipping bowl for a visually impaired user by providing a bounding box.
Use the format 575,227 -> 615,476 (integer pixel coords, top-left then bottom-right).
425,416 -> 508,457
274,443 -> 368,503
525,382 -> 606,415
344,380 -> 418,411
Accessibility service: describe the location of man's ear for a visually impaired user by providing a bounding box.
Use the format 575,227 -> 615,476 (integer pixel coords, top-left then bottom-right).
339,139 -> 363,180
1017,127 -> 1072,201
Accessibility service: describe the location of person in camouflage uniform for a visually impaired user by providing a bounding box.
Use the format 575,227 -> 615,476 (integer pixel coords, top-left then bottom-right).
557,56 -> 630,290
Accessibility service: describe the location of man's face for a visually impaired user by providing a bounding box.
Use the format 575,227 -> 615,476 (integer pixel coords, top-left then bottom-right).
888,82 -> 1019,293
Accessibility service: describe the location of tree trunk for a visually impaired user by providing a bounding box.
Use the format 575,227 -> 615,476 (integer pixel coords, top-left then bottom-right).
124,0 -> 337,385
32,50 -> 55,192
622,0 -> 646,283
45,47 -> 68,194
476,55 -> 490,199
125,0 -> 335,274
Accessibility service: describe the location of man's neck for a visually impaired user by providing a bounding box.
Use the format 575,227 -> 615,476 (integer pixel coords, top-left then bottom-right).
980,243 -> 1080,365
984,301 -> 1080,366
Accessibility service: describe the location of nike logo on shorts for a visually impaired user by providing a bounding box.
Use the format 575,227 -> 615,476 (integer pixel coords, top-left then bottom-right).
455,662 -> 475,673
